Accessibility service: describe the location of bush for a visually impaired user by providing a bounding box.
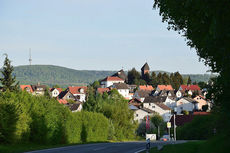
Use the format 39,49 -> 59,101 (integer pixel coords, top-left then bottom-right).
177,115 -> 215,140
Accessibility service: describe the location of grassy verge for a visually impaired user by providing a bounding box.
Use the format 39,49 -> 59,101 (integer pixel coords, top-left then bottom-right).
148,135 -> 230,153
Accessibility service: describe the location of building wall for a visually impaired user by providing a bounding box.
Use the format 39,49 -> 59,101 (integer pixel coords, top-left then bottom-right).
193,96 -> 208,110
176,99 -> 195,114
118,89 -> 129,99
134,109 -> 151,123
164,97 -> 176,109
73,93 -> 86,102
143,103 -> 171,122
101,80 -> 124,88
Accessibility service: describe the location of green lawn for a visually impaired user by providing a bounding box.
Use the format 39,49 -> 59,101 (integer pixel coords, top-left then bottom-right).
149,135 -> 230,153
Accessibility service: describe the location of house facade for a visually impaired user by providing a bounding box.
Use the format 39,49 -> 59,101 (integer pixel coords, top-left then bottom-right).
68,86 -> 87,102
100,76 -> 125,88
176,97 -> 198,114
112,83 -> 129,99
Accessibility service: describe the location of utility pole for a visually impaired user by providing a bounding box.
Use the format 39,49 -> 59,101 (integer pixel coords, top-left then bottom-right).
29,48 -> 32,66
174,107 -> 177,141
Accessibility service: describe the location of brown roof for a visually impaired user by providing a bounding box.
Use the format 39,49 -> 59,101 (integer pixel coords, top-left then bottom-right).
113,83 -> 129,89
112,69 -> 128,82
97,88 -> 111,94
136,90 -> 152,98
143,96 -> 167,103
141,62 -> 150,71
129,98 -> 142,108
141,107 -> 155,114
155,102 -> 171,110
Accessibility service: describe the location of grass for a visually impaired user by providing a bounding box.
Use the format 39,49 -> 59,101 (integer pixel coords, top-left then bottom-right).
148,135 -> 230,153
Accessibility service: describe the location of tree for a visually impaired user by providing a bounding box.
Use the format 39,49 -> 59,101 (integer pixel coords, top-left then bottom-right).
153,0 -> 230,137
143,73 -> 151,84
187,76 -> 192,85
156,73 -> 163,85
162,73 -> 170,85
52,84 -> 60,88
202,105 -> 209,112
128,68 -> 141,85
0,54 -> 19,92
151,114 -> 164,139
149,72 -> 157,87
91,80 -> 100,89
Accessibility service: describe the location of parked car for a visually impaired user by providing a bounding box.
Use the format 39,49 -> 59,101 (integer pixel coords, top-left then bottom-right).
160,135 -> 170,141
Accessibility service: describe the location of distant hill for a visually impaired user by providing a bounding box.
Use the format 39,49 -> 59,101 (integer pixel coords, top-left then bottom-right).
13,65 -> 215,87
13,65 -> 116,87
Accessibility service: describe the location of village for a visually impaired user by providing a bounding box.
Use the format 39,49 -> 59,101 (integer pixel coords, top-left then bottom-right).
20,62 -> 212,128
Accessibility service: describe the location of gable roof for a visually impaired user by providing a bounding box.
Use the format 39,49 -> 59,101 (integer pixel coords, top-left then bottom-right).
139,85 -> 154,91
154,102 -> 171,110
101,76 -> 124,82
69,103 -> 82,111
183,97 -> 198,103
143,96 -> 167,103
141,62 -> 150,71
157,85 -> 173,91
97,88 -> 111,94
112,69 -> 128,81
158,90 -> 175,97
113,83 -> 129,89
31,85 -> 46,91
140,107 -> 155,114
136,90 -> 152,98
180,85 -> 201,91
68,86 -> 87,95
129,104 -> 139,110
58,90 -> 71,99
50,88 -> 62,93
20,85 -> 33,93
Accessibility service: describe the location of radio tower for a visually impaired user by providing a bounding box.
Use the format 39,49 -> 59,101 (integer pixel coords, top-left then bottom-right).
29,48 -> 32,66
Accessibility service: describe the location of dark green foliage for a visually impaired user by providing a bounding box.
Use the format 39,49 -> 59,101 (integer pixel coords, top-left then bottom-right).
156,73 -> 163,85
153,0 -> 230,136
202,105 -> 209,112
0,91 -> 109,145
128,68 -> 141,85
177,115 -> 215,140
13,65 -> 116,87
187,76 -> 192,85
84,88 -> 137,141
0,55 -> 19,92
198,81 -> 208,89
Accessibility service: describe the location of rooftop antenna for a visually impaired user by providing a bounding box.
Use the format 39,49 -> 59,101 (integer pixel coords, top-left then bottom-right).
29,48 -> 32,66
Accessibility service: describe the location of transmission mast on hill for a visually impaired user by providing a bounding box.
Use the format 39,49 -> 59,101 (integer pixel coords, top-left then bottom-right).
29,48 -> 32,66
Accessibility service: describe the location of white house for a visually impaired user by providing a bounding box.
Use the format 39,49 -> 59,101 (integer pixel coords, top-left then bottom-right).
112,83 -> 130,99
100,76 -> 125,88
176,97 -> 198,114
143,96 -> 172,122
68,86 -> 87,102
50,88 -> 62,98
164,96 -> 177,109
129,105 -> 155,123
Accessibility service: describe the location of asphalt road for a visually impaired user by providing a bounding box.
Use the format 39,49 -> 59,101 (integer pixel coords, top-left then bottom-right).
26,141 -> 187,153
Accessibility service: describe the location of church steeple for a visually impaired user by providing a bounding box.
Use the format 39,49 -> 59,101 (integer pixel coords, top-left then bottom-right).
141,62 -> 150,77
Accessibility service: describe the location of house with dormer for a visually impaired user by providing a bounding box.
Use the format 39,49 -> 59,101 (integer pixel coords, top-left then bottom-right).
67,86 -> 88,102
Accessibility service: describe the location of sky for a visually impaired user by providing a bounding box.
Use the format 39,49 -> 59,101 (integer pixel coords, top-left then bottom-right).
0,0 -> 210,74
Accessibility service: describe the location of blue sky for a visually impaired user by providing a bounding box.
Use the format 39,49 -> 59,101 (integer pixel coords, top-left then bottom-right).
0,0 -> 210,74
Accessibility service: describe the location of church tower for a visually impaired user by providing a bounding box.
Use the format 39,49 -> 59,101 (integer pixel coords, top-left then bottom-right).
141,62 -> 150,77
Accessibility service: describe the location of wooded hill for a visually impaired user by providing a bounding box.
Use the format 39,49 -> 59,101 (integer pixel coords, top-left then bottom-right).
12,65 -> 215,87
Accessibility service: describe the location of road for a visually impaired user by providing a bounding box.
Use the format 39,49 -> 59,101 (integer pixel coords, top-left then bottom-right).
25,141 -> 187,153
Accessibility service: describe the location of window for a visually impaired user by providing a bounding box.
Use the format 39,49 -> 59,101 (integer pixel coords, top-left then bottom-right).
149,103 -> 151,106
136,114 -> 138,117
152,106 -> 155,109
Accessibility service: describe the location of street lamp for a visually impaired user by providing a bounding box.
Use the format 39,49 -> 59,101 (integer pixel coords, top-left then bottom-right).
173,107 -> 177,141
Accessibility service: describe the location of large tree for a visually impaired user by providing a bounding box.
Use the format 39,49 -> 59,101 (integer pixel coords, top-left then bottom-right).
153,0 -> 230,134
127,68 -> 141,85
0,54 -> 19,92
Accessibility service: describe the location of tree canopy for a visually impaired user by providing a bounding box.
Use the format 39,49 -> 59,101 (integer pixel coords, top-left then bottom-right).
153,0 -> 230,133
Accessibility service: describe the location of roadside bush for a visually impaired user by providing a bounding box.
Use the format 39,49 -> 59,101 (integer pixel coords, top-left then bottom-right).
177,115 -> 215,140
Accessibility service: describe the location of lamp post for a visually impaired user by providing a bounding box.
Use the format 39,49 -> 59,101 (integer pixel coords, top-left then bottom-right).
174,107 -> 177,141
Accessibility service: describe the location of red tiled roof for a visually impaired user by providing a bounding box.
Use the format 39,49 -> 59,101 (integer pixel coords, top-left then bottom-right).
57,99 -> 68,104
180,85 -> 200,91
157,85 -> 173,91
101,76 -> 124,82
139,85 -> 154,91
68,86 -> 87,95
97,88 -> 110,94
20,85 -> 33,93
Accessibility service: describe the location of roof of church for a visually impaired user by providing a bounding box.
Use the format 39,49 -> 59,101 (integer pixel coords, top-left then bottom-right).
141,62 -> 150,71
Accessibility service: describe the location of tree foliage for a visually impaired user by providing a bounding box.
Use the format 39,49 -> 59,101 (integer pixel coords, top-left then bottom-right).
153,0 -> 230,133
0,54 -> 19,92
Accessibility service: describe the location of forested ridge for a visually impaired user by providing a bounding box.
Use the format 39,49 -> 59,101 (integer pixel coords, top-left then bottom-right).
12,65 -> 215,87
